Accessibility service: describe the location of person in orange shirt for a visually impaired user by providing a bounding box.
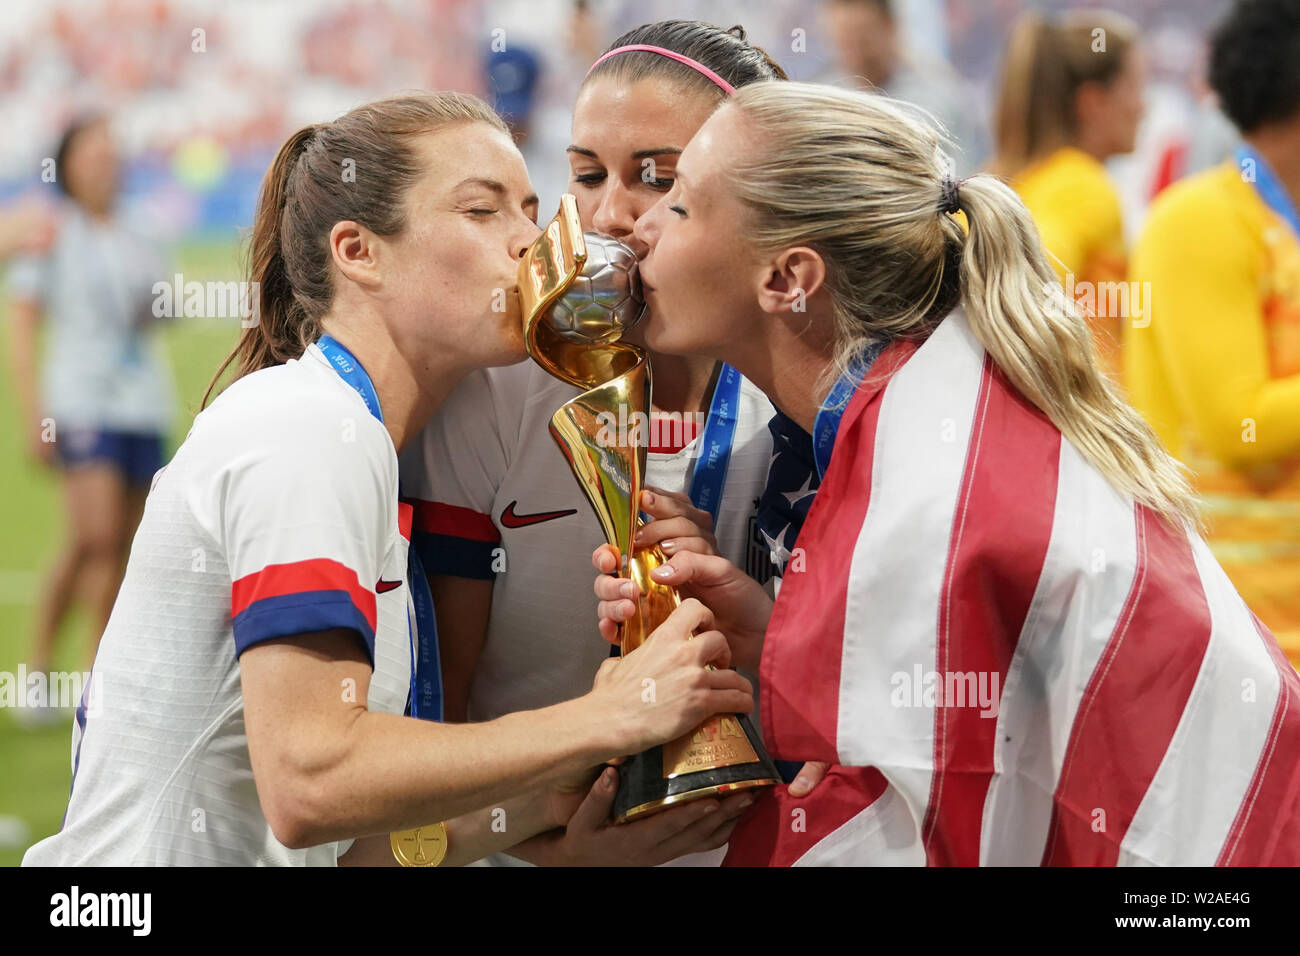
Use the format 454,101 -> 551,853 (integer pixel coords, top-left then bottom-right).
1127,0 -> 1300,665
991,10 -> 1144,378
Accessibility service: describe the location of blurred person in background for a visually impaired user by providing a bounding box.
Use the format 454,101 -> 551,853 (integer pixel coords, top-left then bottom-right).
991,9 -> 1143,380
820,0 -> 987,175
0,199 -> 57,259
1126,0 -> 1300,668
5,115 -> 175,711
485,44 -> 569,212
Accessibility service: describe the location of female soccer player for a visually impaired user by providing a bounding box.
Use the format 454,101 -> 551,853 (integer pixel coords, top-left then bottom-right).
990,10 -> 1142,377
7,116 -> 175,695
21,91 -> 753,867
596,81 -> 1300,866
1127,0 -> 1300,668
400,21 -> 824,867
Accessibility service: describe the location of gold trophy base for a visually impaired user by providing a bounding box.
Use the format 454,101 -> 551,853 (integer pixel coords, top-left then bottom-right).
614,712 -> 780,823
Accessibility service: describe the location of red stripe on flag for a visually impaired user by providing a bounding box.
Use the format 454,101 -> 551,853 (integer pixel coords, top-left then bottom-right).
722,767 -> 890,866
922,359 -> 1061,866
761,340 -> 918,763
231,558 -> 376,632
409,499 -> 499,543
1041,507 -> 1212,865
1217,614 -> 1300,865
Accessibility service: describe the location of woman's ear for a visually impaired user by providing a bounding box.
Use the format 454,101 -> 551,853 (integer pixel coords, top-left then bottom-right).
756,246 -> 827,316
329,220 -> 382,288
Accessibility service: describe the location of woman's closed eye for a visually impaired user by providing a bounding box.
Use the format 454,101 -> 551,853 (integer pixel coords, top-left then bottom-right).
572,170 -> 674,191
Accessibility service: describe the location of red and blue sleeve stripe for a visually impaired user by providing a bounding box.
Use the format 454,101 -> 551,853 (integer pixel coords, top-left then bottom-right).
408,498 -> 500,581
231,558 -> 377,662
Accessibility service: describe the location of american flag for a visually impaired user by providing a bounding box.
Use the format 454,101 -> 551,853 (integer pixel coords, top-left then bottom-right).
726,312 -> 1300,866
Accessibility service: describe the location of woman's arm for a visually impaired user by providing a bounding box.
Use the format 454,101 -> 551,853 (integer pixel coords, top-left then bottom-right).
7,299 -> 53,466
239,598 -> 753,850
428,574 -> 492,722
337,788 -> 556,867
1131,189 -> 1300,468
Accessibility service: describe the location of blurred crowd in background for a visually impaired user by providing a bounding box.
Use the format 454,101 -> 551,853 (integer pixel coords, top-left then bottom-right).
0,0 -> 1236,241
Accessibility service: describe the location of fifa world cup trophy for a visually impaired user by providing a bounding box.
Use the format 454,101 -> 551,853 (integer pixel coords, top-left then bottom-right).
509,195 -> 780,821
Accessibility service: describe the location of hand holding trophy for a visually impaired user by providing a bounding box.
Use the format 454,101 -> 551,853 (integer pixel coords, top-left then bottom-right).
510,195 -> 780,822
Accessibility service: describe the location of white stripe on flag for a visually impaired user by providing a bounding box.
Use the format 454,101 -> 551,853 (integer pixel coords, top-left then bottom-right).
979,439 -> 1138,865
837,314 -> 984,832
794,784 -> 924,866
1116,535 -> 1282,865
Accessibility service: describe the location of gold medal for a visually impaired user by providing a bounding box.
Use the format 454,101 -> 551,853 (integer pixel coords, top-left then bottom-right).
390,822 -> 448,867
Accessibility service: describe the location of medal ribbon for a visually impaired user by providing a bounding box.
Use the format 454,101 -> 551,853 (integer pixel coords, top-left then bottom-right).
1237,145 -> 1300,241
687,362 -> 743,528
812,342 -> 886,480
316,334 -> 443,721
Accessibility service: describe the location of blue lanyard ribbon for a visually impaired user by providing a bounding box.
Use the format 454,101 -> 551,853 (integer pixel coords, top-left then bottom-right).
315,334 -> 443,722
317,334 -> 385,422
1237,145 -> 1300,241
686,362 -> 743,528
406,543 -> 443,721
812,342 -> 885,480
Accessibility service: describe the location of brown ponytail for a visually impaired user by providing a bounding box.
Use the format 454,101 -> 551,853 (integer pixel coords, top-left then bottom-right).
202,91 -> 507,408
991,10 -> 1138,180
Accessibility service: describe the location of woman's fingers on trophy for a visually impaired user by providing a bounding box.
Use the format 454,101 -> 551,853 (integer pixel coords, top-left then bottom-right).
655,596 -> 716,643
648,549 -> 736,590
595,575 -> 639,619
635,488 -> 718,555
657,534 -> 716,558
629,797 -> 726,855
702,666 -> 755,714
788,761 -> 831,797
592,543 -> 621,574
593,544 -> 638,644
597,615 -> 620,646
640,487 -> 714,533
565,766 -> 619,835
652,793 -> 754,862
689,628 -> 733,670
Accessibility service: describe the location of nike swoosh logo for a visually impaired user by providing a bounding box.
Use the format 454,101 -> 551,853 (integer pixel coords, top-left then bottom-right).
376,579 -> 403,594
500,500 -> 578,529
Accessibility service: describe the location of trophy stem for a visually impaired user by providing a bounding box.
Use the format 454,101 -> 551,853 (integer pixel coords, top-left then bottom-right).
547,366 -> 780,824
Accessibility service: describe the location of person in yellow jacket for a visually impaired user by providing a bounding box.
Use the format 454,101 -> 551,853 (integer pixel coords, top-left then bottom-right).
991,10 -> 1142,379
1127,0 -> 1300,665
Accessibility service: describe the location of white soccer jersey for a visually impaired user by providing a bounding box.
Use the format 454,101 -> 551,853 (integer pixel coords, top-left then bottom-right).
399,359 -> 776,867
23,345 -> 413,866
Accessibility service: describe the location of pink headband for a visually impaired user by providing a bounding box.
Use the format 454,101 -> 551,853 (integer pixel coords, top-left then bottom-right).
585,44 -> 737,95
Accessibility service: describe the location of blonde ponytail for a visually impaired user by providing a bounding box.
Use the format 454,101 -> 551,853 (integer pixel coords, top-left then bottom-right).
953,174 -> 1198,524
